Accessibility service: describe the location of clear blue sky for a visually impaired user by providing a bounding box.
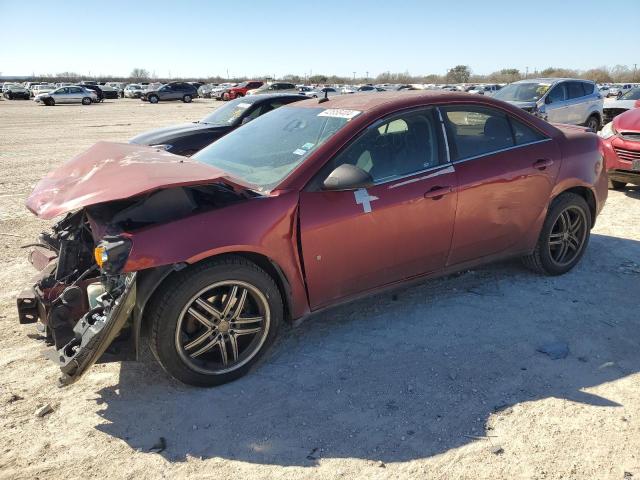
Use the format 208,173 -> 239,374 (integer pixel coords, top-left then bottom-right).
1,0 -> 638,78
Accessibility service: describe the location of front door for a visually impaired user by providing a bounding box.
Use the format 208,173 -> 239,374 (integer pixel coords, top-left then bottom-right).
544,83 -> 570,123
439,105 -> 561,266
299,108 -> 458,309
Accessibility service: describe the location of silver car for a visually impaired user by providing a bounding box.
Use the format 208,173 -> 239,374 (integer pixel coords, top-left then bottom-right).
493,78 -> 603,131
34,86 -> 98,106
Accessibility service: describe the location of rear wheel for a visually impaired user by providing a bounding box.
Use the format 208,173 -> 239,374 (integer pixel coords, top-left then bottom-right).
81,97 -> 91,105
608,179 -> 627,190
522,192 -> 591,275
222,92 -> 230,101
182,94 -> 192,103
148,256 -> 283,387
44,97 -> 55,106
148,95 -> 159,104
585,115 -> 600,132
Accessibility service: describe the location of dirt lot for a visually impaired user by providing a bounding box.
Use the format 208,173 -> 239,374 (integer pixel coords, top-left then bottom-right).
0,97 -> 639,480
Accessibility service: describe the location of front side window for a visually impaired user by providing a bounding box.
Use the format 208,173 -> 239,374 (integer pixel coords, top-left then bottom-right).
318,109 -> 443,184
441,106 -> 546,160
547,84 -> 567,103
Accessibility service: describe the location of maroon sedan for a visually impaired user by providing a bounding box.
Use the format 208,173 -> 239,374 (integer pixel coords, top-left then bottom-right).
18,91 -> 607,387
599,106 -> 640,189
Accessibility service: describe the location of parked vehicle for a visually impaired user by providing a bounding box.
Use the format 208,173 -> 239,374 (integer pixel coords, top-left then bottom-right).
602,88 -> 640,124
493,78 -> 603,131
198,83 -> 218,98
142,82 -> 198,103
608,84 -> 633,98
468,84 -> 502,95
211,83 -> 237,100
31,84 -> 56,98
246,82 -> 298,96
599,107 -> 640,190
18,91 -> 607,387
220,81 -> 264,101
75,84 -> 104,102
98,84 -> 120,99
105,82 -> 126,97
2,84 -> 30,100
34,86 -> 97,106
598,85 -> 610,98
130,93 -> 306,156
124,84 -> 145,98
302,87 -> 339,98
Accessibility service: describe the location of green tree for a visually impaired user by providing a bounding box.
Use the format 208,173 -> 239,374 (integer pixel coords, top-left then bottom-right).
446,65 -> 471,83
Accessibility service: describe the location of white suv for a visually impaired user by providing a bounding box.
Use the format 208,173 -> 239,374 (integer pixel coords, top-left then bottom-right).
493,78 -> 603,131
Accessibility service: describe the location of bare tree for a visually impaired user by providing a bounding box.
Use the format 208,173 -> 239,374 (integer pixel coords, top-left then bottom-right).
130,68 -> 150,80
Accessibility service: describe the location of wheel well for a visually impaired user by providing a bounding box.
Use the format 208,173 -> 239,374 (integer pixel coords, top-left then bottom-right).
561,186 -> 596,227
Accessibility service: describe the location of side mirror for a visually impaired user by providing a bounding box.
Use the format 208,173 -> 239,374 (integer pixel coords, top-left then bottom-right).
322,164 -> 374,191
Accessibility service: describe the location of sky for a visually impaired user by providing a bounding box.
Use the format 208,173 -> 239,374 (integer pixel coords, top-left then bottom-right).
1,0 -> 639,79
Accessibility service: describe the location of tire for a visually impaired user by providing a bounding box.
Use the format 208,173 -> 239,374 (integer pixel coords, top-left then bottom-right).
148,95 -> 159,104
81,97 -> 91,105
608,179 -> 627,190
585,115 -> 600,132
147,255 -> 283,387
522,192 -> 591,275
182,94 -> 192,103
7,92 -> 13,100
222,92 -> 230,101
44,97 -> 55,106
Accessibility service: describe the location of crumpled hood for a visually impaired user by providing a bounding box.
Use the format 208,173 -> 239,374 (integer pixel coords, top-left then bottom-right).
27,141 -> 242,220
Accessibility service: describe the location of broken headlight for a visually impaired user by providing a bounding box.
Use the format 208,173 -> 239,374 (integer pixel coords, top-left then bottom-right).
94,236 -> 132,274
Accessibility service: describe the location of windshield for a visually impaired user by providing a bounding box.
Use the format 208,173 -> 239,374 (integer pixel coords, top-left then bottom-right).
493,82 -> 550,102
193,106 -> 357,191
620,88 -> 640,100
200,98 -> 257,126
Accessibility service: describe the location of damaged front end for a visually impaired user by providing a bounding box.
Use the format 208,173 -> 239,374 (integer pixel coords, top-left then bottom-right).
16,211 -> 137,385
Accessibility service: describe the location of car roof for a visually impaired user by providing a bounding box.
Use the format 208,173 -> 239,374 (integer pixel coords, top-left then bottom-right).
246,93 -> 306,103
513,78 -> 594,84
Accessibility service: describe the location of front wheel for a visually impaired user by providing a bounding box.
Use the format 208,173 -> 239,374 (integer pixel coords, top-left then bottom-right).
44,97 -> 55,106
148,95 -> 159,104
148,256 -> 283,387
522,193 -> 591,275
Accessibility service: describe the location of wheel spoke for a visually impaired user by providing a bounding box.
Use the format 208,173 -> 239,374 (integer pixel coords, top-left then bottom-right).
569,214 -> 582,234
229,334 -> 239,361
555,241 -> 568,263
233,316 -> 264,324
219,337 -> 229,366
231,288 -> 248,320
221,286 -> 238,318
184,329 -> 214,351
194,297 -> 222,321
567,234 -> 580,252
187,307 -> 215,329
234,326 -> 262,336
190,334 -> 222,358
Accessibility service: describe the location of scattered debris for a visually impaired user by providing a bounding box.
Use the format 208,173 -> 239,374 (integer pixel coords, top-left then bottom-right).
463,434 -> 497,440
4,393 -> 23,404
624,472 -> 633,479
537,342 -> 569,360
491,446 -> 504,455
306,447 -> 318,461
377,461 -> 386,468
149,437 -> 166,453
34,403 -> 53,417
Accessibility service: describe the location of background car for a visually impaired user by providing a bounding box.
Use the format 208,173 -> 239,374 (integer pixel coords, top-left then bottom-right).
220,81 -> 264,101
129,93 -> 307,156
124,84 -> 145,98
105,82 -> 126,97
211,83 -> 237,100
493,78 -> 603,130
246,82 -> 298,96
30,84 -> 56,98
142,82 -> 198,103
302,86 -> 339,98
34,86 -> 97,106
599,107 -> 640,190
602,87 -> 640,124
98,84 -> 120,99
2,84 -> 30,99
75,84 -> 104,102
608,83 -> 633,98
468,84 -> 502,95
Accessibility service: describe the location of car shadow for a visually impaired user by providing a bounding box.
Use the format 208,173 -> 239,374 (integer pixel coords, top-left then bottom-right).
624,185 -> 640,200
95,233 -> 639,466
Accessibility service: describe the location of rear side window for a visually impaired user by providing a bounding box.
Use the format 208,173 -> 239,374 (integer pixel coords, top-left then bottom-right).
582,82 -> 594,95
567,81 -> 585,99
441,106 -> 547,159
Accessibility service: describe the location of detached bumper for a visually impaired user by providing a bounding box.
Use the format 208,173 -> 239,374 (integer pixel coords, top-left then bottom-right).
609,169 -> 640,186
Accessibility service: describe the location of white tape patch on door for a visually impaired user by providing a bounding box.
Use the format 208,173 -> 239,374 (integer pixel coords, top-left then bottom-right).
354,188 -> 379,213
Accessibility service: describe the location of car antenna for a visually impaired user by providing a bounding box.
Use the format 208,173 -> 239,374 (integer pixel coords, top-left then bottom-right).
318,89 -> 330,104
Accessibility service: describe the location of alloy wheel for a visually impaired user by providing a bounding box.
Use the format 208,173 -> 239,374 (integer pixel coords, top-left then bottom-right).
547,206 -> 587,267
175,280 -> 270,375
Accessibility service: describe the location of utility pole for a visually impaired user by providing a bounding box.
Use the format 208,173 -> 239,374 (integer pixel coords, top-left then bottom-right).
634,64 -> 638,82
525,66 -> 529,79
365,71 -> 369,81
226,68 -> 229,80
353,71 -> 356,83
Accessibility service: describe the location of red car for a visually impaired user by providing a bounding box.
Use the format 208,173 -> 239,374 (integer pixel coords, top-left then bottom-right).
221,81 -> 263,101
18,91 -> 607,387
599,106 -> 640,190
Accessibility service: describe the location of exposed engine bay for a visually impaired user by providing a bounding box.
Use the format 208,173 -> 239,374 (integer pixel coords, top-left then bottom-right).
16,182 -> 248,385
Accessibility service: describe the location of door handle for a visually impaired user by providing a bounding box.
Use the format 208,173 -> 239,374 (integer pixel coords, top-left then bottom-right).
533,159 -> 554,170
424,186 -> 454,199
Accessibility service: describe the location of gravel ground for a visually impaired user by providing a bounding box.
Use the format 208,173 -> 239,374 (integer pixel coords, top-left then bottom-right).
0,97 -> 639,480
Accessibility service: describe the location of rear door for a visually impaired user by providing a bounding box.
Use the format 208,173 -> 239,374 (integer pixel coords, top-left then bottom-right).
565,81 -> 587,124
299,108 -> 457,308
440,105 -> 561,265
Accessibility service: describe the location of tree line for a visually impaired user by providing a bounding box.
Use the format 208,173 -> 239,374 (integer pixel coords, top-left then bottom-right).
12,64 -> 639,85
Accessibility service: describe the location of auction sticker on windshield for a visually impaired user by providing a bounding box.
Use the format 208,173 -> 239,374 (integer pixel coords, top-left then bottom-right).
318,109 -> 361,119
237,102 -> 252,109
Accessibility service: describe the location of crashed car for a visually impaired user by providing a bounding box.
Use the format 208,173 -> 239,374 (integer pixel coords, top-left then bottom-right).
18,91 -> 607,387
599,106 -> 640,190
